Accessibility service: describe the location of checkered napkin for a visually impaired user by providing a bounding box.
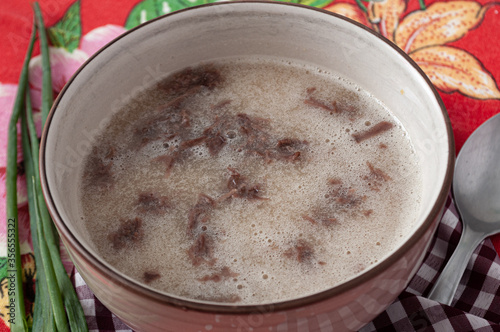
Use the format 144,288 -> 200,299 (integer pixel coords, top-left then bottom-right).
71,194 -> 500,331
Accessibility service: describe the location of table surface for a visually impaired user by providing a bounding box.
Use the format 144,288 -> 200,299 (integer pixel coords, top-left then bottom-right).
1,0 -> 500,331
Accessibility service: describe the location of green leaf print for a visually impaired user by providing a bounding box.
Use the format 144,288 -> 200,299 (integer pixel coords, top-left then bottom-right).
298,0 -> 335,7
125,0 -> 218,29
263,0 -> 333,8
47,1 -> 81,53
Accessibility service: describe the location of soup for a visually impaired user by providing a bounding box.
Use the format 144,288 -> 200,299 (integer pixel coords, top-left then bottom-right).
79,57 -> 422,304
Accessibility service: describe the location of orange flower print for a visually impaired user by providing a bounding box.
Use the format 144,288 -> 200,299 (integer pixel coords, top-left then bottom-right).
412,46 -> 500,98
325,3 -> 370,25
325,0 -> 500,99
368,0 -> 407,40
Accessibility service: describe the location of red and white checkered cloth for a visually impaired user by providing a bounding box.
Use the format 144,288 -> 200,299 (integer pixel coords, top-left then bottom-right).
71,194 -> 500,331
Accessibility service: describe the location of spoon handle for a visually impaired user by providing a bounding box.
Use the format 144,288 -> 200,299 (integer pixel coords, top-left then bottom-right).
427,224 -> 484,305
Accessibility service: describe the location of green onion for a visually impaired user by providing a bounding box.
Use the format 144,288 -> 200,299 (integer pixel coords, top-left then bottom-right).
8,2 -> 90,330
25,85 -> 88,332
27,3 -> 89,331
31,175 -> 69,332
6,18 -> 37,332
20,108 -> 55,332
33,2 -> 53,128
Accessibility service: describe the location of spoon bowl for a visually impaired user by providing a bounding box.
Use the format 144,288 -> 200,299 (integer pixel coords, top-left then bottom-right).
429,113 -> 500,305
455,115 -> 500,224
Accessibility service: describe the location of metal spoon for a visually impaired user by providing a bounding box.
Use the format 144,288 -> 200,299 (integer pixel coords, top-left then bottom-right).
428,113 -> 500,305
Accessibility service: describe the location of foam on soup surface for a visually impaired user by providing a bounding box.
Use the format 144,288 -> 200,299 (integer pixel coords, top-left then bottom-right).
79,57 -> 422,304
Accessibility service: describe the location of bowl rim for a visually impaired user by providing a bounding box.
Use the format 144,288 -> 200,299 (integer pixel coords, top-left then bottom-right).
40,0 -> 455,314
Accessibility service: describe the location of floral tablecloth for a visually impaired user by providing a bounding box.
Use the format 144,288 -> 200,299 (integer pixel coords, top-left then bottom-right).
1,0 -> 500,331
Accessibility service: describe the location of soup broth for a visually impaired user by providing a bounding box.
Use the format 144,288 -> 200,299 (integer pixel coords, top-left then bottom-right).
79,57 -> 422,304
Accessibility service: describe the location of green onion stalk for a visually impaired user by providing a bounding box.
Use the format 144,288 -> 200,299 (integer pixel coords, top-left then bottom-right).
6,19 -> 37,332
7,2 -> 89,331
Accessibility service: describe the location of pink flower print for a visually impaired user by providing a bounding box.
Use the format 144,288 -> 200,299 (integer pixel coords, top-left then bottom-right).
80,24 -> 127,56
28,47 -> 88,111
0,83 -> 22,168
28,24 -> 127,112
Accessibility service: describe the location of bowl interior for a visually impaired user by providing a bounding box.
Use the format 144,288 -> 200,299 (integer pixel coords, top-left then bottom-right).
42,2 -> 452,302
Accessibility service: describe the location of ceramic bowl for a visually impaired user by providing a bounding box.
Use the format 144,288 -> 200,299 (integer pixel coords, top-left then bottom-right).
40,2 -> 454,331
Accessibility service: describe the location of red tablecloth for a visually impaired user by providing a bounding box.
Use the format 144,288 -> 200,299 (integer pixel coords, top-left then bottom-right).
1,0 -> 500,331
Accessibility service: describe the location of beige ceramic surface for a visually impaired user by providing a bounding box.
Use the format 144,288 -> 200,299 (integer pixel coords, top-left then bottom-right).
40,2 -> 454,331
